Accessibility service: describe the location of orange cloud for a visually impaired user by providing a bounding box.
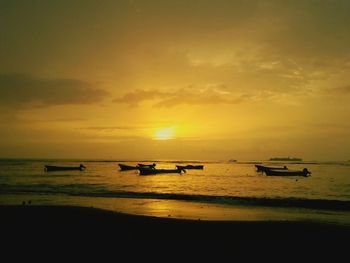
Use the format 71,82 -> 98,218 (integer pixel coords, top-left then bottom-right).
0,73 -> 109,109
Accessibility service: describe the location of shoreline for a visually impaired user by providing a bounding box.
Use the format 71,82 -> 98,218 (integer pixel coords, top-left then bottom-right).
2,194 -> 350,224
2,204 -> 350,256
2,204 -> 349,239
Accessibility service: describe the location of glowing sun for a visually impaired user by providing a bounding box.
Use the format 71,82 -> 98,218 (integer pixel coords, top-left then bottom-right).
154,127 -> 175,140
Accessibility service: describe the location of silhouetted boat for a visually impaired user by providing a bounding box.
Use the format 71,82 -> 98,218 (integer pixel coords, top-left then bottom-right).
176,165 -> 204,170
119,164 -> 139,171
45,164 -> 86,172
119,163 -> 156,171
265,168 -> 311,177
139,167 -> 185,175
255,165 -> 287,173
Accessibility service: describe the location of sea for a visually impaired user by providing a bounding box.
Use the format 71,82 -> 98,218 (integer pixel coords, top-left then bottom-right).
1,159 -> 350,224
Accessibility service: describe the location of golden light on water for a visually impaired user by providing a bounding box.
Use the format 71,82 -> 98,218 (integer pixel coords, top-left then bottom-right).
154,127 -> 176,140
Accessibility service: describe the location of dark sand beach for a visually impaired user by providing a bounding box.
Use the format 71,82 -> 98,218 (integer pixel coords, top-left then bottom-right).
1,205 -> 349,254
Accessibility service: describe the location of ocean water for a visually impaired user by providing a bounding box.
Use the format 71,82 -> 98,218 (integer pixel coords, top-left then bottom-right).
1,159 -> 350,223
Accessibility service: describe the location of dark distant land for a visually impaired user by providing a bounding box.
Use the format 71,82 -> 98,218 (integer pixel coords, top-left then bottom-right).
269,157 -> 303,161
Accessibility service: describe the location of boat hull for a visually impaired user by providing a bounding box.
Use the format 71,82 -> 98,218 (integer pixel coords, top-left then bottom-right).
119,163 -> 156,171
139,168 -> 184,175
255,165 -> 288,173
118,164 -> 139,171
45,166 -> 85,172
265,169 -> 310,177
176,165 -> 204,170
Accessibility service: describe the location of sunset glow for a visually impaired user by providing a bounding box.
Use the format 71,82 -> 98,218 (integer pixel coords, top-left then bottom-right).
1,1 -> 350,244
0,0 -> 349,161
154,127 -> 175,140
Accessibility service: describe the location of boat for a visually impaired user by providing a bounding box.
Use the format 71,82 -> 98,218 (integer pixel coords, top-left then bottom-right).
119,163 -> 156,171
138,167 -> 185,175
255,165 -> 287,173
269,157 -> 303,161
176,165 -> 204,170
118,164 -> 139,171
229,159 -> 237,163
45,164 -> 86,172
265,168 -> 311,177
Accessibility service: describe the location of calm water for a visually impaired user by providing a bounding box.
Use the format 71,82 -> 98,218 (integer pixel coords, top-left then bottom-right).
1,159 -> 350,221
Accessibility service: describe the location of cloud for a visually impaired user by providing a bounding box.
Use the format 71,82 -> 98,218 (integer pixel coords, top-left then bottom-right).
330,85 -> 350,94
84,125 -> 150,131
321,85 -> 350,98
24,117 -> 87,123
113,89 -> 167,106
113,85 -> 258,107
0,73 -> 109,109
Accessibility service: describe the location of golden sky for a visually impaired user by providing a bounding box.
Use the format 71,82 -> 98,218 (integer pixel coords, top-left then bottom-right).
1,0 -> 350,160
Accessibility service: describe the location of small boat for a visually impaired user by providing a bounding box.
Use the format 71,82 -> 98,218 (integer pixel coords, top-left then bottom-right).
139,167 -> 185,175
119,164 -> 139,171
255,165 -> 287,173
176,165 -> 204,170
119,163 -> 156,171
45,164 -> 86,172
265,168 -> 311,177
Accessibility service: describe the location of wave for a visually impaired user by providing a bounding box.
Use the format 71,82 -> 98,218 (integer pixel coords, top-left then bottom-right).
1,183 -> 350,211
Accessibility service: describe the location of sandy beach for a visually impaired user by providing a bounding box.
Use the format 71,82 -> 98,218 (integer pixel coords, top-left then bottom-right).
2,205 -> 349,252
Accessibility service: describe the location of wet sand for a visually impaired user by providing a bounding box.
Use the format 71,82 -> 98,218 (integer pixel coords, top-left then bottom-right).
1,204 -> 349,253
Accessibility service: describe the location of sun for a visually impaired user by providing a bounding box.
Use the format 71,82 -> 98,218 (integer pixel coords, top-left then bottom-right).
154,127 -> 175,140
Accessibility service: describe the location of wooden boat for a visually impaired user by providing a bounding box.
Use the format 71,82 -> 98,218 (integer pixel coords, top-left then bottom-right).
119,163 -> 156,171
139,167 -> 185,175
255,165 -> 287,173
119,164 -> 138,171
176,165 -> 204,170
265,168 -> 311,177
45,164 -> 86,172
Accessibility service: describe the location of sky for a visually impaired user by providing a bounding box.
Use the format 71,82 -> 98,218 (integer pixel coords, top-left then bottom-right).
1,0 -> 350,161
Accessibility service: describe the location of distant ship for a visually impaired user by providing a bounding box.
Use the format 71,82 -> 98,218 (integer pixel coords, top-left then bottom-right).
269,157 -> 303,161
229,159 -> 237,162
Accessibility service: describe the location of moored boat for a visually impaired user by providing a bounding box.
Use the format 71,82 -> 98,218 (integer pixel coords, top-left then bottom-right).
45,164 -> 86,172
119,164 -> 139,171
265,168 -> 311,177
255,165 -> 287,173
119,163 -> 156,171
139,167 -> 185,175
176,165 -> 204,170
